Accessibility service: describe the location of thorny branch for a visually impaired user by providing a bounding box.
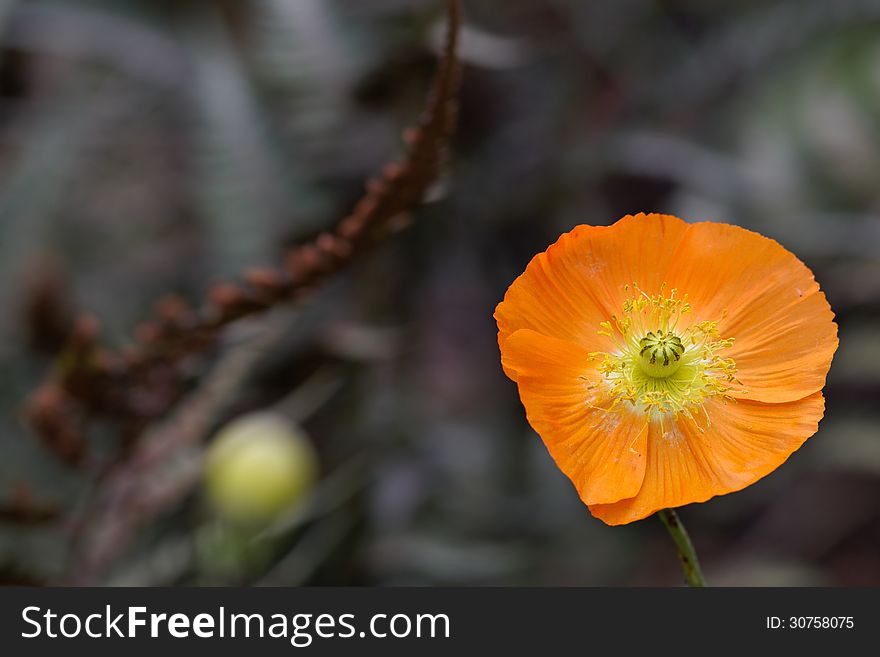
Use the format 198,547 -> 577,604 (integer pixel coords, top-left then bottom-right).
23,0 -> 462,472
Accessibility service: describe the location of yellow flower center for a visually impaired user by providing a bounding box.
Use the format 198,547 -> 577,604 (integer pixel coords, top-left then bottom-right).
588,284 -> 741,422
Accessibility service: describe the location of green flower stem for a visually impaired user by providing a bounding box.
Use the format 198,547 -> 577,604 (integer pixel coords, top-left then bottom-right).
657,508 -> 707,587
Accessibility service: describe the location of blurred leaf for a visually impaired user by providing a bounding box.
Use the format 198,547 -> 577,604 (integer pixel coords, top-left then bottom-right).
183,5 -> 296,276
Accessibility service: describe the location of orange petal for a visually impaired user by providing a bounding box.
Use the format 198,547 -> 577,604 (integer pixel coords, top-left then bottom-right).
495,213 -> 691,357
502,329 -> 648,505
588,392 -> 825,525
665,222 -> 838,402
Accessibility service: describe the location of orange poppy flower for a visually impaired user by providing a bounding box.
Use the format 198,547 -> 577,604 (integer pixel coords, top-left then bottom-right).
495,213 -> 838,525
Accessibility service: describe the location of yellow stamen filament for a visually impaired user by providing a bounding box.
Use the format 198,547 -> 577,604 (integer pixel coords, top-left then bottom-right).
588,283 -> 743,426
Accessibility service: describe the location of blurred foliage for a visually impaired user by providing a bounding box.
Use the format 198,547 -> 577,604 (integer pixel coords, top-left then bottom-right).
1,0 -> 879,586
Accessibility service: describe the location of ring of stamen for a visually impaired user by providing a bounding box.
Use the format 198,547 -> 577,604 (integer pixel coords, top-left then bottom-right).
588,283 -> 743,424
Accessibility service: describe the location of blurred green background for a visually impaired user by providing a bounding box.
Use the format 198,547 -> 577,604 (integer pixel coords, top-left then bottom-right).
1,0 -> 879,586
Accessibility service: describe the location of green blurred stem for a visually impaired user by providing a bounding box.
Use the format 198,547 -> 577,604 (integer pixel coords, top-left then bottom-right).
657,508 -> 706,587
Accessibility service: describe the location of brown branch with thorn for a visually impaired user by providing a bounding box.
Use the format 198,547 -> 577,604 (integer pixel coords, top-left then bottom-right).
24,0 -> 462,470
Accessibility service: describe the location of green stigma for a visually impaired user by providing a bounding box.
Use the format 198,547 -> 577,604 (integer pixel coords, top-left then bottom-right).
638,330 -> 684,378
